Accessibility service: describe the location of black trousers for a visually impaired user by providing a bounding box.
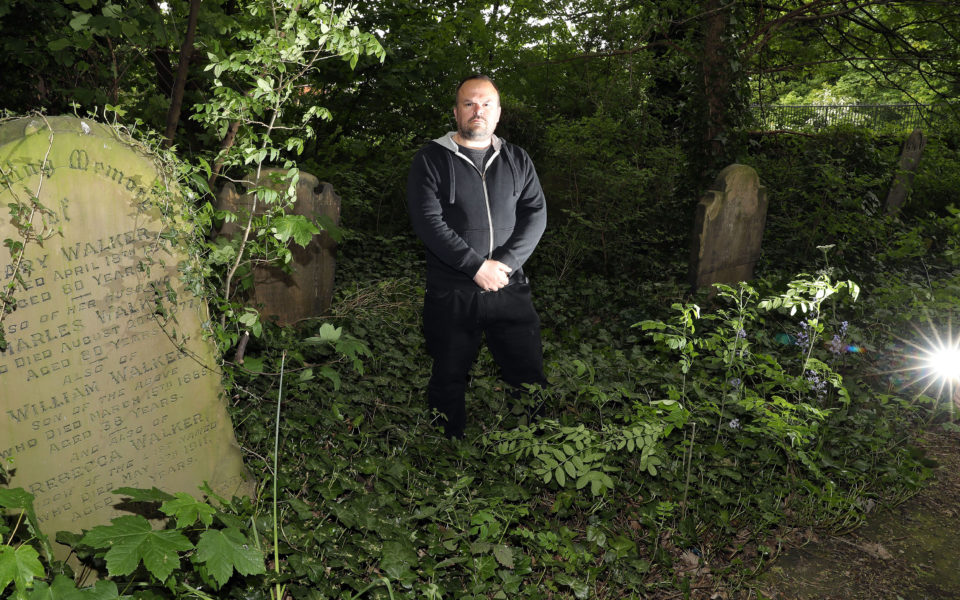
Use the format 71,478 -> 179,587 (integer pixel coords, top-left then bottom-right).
422,281 -> 547,438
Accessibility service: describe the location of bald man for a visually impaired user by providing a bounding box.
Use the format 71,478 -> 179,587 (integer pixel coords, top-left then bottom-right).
407,74 -> 548,439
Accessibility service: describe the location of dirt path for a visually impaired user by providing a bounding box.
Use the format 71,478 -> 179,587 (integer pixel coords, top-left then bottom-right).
750,429 -> 960,599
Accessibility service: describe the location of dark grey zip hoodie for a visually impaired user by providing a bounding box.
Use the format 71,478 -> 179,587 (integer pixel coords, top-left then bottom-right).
407,132 -> 547,290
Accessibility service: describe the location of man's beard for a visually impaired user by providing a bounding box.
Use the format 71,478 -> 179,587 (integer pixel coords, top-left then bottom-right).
459,120 -> 491,140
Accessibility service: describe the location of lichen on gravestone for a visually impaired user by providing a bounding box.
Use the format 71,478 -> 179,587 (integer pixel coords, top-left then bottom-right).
689,164 -> 769,291
0,115 -> 250,560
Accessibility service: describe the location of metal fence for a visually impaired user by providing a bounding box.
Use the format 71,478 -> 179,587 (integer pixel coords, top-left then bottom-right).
752,103 -> 958,132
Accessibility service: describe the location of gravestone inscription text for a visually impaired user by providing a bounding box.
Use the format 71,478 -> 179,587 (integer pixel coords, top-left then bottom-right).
0,116 -> 248,556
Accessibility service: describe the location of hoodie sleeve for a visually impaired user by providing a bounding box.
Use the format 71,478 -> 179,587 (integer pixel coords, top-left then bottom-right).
407,147 -> 487,277
490,147 -> 547,271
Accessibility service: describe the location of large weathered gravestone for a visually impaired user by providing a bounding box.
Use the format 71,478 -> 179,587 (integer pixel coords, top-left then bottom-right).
0,116 -> 249,557
689,164 -> 768,291
885,128 -> 926,215
216,169 -> 340,325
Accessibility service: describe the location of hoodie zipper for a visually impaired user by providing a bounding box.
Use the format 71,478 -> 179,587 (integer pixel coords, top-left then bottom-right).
454,149 -> 499,259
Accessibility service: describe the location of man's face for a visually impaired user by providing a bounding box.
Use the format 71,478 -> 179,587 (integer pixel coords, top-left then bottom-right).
453,79 -> 501,143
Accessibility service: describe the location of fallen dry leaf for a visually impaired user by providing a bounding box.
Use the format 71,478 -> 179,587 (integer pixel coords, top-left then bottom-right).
860,541 -> 893,560
680,550 -> 700,569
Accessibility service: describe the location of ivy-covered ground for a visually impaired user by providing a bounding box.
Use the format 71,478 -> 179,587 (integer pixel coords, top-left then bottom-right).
5,129 -> 960,599
216,221 -> 955,599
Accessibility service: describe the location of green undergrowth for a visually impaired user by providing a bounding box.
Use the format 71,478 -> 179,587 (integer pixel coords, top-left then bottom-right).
9,132 -> 960,600
4,234 -> 958,598
221,235 -> 944,598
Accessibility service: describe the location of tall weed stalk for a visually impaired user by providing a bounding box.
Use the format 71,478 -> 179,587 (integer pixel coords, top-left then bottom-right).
272,350 -> 286,600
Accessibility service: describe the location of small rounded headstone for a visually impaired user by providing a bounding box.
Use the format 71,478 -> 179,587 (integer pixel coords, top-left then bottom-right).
689,164 -> 769,290
216,168 -> 341,324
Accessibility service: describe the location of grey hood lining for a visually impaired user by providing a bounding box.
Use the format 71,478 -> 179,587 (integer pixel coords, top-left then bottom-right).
430,132 -> 518,204
432,131 -> 504,152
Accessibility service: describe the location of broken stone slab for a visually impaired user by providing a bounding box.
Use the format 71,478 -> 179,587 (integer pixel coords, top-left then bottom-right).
885,128 -> 926,215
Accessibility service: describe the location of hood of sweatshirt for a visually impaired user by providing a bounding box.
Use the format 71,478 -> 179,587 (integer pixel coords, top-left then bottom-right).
429,132 -> 518,204
431,131 -> 504,152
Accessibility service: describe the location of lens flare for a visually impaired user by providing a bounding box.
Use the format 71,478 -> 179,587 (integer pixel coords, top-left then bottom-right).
927,346 -> 960,382
887,319 -> 960,417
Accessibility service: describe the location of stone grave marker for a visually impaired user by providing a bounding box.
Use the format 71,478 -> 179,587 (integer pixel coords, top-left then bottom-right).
885,128 -> 926,215
0,116 -> 250,558
689,164 -> 768,291
217,169 -> 341,325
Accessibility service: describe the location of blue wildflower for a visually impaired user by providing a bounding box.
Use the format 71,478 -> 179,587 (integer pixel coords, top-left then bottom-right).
828,321 -> 850,356
805,370 -> 828,399
795,322 -> 811,352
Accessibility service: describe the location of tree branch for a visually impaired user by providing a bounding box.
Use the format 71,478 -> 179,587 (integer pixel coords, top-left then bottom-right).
740,0 -> 890,59
748,56 -> 954,75
534,38 -> 683,65
208,120 -> 242,192
163,0 -> 201,147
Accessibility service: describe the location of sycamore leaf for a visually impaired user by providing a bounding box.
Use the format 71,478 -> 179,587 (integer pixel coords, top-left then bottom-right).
207,241 -> 237,266
72,578 -> 120,600
190,172 -> 212,197
195,529 -> 265,588
242,356 -> 265,373
80,515 -> 192,582
0,488 -> 48,557
48,38 -> 72,52
334,335 -> 371,374
0,487 -> 37,514
160,492 -> 215,528
0,544 -> 44,596
314,213 -> 343,242
319,366 -> 341,390
271,214 -> 319,247
68,12 -> 91,31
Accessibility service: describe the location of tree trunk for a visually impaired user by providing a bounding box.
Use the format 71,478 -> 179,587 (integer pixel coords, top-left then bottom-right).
163,0 -> 201,148
701,0 -> 731,159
